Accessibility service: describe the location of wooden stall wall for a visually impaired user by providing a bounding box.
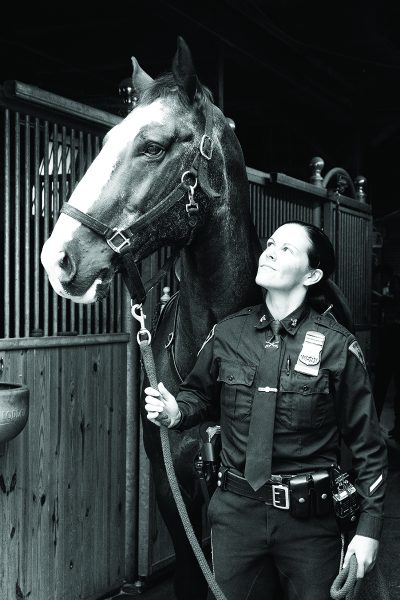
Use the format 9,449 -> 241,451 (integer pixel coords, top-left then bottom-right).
0,335 -> 128,600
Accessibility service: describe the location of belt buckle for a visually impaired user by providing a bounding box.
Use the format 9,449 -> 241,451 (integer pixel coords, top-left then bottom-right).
272,484 -> 290,509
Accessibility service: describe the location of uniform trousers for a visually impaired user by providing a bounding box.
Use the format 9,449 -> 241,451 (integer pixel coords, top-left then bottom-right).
208,487 -> 342,600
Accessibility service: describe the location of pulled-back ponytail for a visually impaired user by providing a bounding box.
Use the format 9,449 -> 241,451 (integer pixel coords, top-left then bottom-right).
286,221 -> 354,332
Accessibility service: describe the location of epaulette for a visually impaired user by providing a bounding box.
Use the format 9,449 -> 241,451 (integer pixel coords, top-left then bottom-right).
313,313 -> 352,338
217,305 -> 258,325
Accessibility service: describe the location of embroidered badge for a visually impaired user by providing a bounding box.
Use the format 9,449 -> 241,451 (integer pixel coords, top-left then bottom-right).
197,325 -> 216,355
348,340 -> 366,369
294,331 -> 325,376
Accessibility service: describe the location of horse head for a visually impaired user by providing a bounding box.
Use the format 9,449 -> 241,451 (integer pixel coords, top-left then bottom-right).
41,37 -> 248,304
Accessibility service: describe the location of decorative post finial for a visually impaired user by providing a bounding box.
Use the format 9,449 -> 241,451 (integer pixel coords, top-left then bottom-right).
309,156 -> 325,187
118,77 -> 138,116
354,175 -> 367,203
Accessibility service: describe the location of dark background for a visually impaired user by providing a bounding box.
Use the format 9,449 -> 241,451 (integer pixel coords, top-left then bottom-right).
2,0 -> 400,218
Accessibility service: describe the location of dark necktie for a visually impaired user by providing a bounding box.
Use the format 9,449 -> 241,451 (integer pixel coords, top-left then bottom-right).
244,319 -> 282,491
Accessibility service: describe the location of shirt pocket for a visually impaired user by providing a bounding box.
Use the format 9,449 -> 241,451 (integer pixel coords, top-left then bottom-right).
277,371 -> 332,430
217,361 -> 256,421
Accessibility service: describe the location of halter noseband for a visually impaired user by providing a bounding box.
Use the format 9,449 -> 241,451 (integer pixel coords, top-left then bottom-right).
59,101 -> 218,303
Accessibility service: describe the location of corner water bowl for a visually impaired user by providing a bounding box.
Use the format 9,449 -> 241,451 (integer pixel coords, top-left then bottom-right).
0,383 -> 29,444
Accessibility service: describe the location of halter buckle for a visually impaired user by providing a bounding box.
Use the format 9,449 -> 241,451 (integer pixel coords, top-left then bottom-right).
200,134 -> 213,160
107,229 -> 130,253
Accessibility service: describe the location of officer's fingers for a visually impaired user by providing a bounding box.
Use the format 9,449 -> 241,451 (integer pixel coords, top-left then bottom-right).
342,550 -> 354,571
356,561 -> 365,580
145,397 -> 164,410
146,412 -> 161,427
144,386 -> 160,397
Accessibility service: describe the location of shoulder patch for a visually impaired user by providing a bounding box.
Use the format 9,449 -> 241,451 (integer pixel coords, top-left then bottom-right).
197,325 -> 216,355
348,340 -> 367,369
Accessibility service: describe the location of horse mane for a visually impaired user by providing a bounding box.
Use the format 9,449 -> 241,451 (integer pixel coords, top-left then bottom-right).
138,72 -> 214,109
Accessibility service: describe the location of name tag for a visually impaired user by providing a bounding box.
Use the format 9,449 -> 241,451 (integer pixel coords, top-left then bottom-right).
294,331 -> 325,376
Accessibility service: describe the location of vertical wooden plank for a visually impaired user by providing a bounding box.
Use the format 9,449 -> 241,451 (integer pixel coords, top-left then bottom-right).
81,344 -> 96,598
26,347 -> 53,598
62,344 -> 84,599
0,349 -> 26,598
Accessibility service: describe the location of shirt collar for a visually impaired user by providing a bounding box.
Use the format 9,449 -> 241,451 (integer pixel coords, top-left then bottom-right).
255,301 -> 309,335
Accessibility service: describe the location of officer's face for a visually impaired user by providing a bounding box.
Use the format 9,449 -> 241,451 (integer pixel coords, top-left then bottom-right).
256,224 -> 316,292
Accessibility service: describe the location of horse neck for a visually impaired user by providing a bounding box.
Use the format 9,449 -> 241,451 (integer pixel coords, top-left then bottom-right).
177,187 -> 262,349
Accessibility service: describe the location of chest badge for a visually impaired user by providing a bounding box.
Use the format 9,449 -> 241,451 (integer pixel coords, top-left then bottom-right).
294,331 -> 325,376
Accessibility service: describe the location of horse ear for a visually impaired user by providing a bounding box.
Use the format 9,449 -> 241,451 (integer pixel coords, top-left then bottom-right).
131,56 -> 154,96
172,36 -> 199,103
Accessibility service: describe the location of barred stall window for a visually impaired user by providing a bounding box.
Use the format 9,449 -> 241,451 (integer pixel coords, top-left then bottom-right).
1,104 -> 124,339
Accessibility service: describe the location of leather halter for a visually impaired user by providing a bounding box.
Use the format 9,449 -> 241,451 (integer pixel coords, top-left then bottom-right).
60,100 -> 218,304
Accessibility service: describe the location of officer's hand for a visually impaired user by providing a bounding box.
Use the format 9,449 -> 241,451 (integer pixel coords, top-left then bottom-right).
343,535 -> 379,579
144,382 -> 181,428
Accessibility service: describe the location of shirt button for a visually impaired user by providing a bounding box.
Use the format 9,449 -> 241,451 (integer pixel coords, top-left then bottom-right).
302,385 -> 309,392
228,375 -> 234,382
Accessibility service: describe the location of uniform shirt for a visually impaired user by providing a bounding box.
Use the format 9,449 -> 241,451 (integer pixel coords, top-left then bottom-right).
174,302 -> 387,540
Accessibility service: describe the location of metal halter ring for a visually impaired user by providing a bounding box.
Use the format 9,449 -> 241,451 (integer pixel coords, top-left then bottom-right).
181,170 -> 198,190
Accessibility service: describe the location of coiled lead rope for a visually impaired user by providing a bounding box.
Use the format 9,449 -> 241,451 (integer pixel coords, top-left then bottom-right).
330,555 -> 358,600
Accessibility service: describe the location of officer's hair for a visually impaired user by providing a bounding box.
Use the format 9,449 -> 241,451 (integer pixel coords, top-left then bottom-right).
285,221 -> 354,332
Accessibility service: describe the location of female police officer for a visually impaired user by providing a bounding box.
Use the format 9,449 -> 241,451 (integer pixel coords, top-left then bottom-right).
144,221 -> 387,600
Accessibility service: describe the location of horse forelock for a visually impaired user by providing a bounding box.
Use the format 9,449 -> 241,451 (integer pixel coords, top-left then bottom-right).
138,72 -> 213,110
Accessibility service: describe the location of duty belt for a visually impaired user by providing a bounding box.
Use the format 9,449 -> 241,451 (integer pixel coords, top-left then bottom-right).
217,469 -> 292,509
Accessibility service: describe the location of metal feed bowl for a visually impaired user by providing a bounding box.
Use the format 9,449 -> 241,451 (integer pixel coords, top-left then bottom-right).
0,383 -> 29,443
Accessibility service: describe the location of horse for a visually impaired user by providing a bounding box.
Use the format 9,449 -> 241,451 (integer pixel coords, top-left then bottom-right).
41,37 -> 262,600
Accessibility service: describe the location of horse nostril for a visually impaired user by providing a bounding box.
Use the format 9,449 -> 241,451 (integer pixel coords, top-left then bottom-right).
57,251 -> 76,283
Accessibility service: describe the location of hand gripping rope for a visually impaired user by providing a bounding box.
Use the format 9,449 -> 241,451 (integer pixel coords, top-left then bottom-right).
131,303 -> 228,600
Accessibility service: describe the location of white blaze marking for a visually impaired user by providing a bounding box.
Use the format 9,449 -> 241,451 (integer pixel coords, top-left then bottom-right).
49,100 -> 166,244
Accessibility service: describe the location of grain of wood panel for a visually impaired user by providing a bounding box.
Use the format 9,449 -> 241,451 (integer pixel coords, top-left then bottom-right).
0,349 -> 26,597
0,339 -> 128,600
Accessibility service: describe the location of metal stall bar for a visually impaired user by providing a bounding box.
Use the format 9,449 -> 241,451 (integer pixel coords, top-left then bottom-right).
61,125 -> 68,333
14,111 -> 21,337
4,109 -> 11,338
70,128 -> 76,334
24,115 -> 31,337
52,123 -> 60,335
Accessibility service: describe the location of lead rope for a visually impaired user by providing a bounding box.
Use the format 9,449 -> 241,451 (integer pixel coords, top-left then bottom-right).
132,304 -> 228,600
330,554 -> 359,600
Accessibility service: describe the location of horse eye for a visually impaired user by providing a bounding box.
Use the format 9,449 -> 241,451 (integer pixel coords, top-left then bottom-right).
144,143 -> 164,157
